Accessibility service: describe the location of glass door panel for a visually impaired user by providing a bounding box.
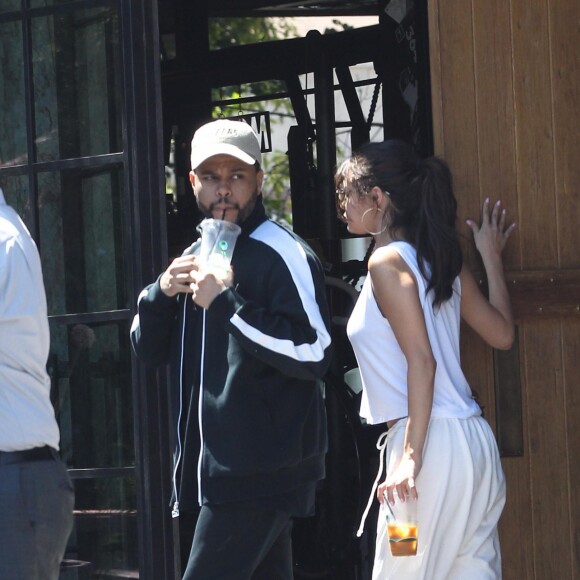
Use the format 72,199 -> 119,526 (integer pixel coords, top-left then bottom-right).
38,166 -> 129,316
49,319 -> 134,470
0,174 -> 29,225
32,6 -> 122,161
67,475 -> 138,577
0,19 -> 27,167
0,1 -> 20,15
51,317 -> 138,577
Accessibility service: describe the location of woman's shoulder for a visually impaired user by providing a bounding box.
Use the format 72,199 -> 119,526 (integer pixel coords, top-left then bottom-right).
369,241 -> 415,272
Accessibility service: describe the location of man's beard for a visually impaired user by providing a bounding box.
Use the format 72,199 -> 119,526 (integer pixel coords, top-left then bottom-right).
198,191 -> 259,225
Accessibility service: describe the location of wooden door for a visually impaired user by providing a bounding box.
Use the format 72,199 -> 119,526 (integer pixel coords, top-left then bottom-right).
427,0 -> 580,577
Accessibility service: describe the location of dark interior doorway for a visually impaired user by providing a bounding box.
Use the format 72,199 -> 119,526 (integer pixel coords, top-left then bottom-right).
155,1 -> 432,577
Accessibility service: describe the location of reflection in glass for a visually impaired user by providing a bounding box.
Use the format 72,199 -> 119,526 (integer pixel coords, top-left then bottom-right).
32,7 -> 122,161
65,476 -> 138,576
0,174 -> 30,228
38,166 -> 129,316
49,320 -> 134,469
0,19 -> 27,167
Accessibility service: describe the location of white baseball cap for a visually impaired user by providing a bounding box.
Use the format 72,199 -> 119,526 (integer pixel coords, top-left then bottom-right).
190,119 -> 262,171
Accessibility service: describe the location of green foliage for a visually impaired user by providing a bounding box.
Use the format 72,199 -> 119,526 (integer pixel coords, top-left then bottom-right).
209,17 -> 296,50
207,17 -> 349,227
209,17 -> 299,224
261,149 -> 292,227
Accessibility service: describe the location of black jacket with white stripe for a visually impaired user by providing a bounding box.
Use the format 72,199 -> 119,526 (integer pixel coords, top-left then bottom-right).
131,198 -> 331,513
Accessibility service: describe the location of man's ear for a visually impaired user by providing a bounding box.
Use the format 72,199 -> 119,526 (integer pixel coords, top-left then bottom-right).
189,171 -> 197,195
257,169 -> 264,193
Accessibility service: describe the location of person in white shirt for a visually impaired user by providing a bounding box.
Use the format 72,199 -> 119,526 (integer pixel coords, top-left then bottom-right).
0,187 -> 74,579
335,140 -> 515,579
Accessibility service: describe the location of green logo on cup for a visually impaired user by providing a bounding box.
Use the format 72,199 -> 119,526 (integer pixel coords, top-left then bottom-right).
218,240 -> 229,252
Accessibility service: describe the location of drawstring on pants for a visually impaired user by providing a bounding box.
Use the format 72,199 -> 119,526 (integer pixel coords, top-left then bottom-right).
356,430 -> 389,537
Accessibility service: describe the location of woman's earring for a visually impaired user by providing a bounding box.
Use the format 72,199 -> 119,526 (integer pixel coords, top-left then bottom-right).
361,207 -> 387,236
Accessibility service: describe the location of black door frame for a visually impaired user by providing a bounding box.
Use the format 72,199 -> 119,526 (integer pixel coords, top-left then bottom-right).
121,0 -> 178,577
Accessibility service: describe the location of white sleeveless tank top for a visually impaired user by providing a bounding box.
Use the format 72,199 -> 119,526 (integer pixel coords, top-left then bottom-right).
346,241 -> 481,424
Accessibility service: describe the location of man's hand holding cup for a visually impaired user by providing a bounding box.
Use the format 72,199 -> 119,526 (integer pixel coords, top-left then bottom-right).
189,257 -> 233,309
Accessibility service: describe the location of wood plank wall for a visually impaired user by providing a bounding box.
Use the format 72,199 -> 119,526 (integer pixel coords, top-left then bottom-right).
427,0 -> 580,578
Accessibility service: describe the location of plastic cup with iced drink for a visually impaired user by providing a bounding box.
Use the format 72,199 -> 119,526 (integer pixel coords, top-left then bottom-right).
197,218 -> 241,273
386,498 -> 418,557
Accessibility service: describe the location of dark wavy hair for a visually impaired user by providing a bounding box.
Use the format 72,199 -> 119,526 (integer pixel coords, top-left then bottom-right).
336,139 -> 463,307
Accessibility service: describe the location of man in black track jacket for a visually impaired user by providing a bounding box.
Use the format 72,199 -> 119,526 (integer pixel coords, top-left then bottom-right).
131,119 -> 332,579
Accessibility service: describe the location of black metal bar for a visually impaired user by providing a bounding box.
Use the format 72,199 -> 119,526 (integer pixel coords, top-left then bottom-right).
310,30 -> 338,242
335,65 -> 371,150
210,76 -> 381,109
214,9 -> 377,18
20,3 -> 38,242
413,0 -> 434,157
288,125 -> 314,238
207,3 -> 378,18
0,0 -> 114,20
285,75 -> 315,139
163,25 -> 385,91
121,0 -> 176,578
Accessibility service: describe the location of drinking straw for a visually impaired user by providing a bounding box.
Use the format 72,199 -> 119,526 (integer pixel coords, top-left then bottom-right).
385,496 -> 396,521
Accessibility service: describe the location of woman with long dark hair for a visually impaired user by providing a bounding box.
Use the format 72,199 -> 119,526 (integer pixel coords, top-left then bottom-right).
336,140 -> 515,579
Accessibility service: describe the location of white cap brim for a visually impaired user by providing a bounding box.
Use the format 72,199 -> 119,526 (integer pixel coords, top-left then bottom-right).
191,143 -> 258,171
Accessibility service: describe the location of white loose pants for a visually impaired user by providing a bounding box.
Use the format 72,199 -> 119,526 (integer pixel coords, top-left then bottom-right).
372,416 -> 506,580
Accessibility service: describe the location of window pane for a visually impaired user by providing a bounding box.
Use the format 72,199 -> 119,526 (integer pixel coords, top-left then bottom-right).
0,174 -> 30,228
32,7 -> 122,161
49,320 -> 134,469
38,166 -> 129,316
0,19 -> 27,167
0,1 -> 21,14
67,476 -> 138,576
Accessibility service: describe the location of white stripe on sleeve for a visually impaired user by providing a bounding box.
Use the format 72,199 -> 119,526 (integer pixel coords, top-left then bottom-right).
231,221 -> 331,363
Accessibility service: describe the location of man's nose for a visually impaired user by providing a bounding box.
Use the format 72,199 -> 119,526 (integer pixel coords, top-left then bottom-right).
216,179 -> 231,197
